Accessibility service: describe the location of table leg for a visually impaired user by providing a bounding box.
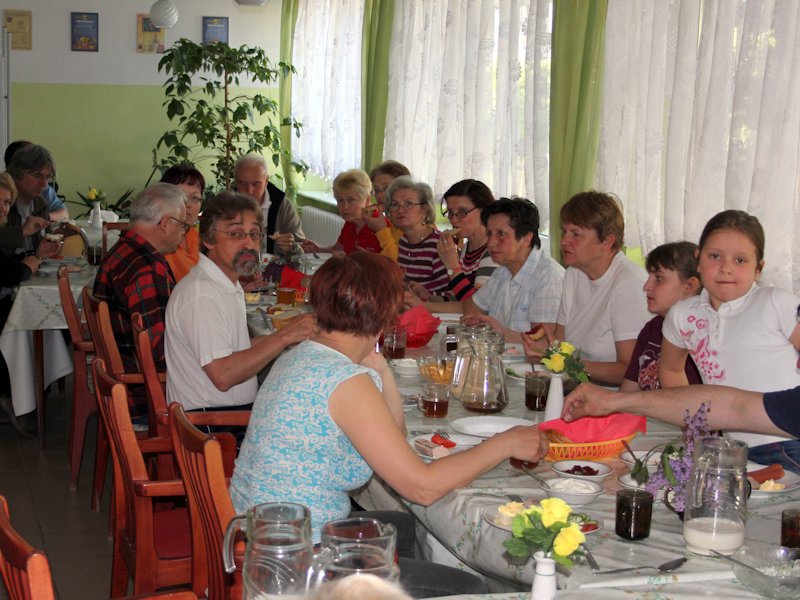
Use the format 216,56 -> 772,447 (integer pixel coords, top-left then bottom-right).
34,329 -> 45,449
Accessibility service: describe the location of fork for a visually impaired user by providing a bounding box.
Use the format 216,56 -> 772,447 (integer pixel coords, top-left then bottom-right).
434,430 -> 451,439
506,493 -> 524,503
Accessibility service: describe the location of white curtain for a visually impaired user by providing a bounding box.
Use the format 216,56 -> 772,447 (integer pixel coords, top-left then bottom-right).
383,0 -> 553,227
598,0 -> 800,293
291,0 -> 365,179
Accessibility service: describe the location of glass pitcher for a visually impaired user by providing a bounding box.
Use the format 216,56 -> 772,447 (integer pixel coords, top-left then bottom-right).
449,329 -> 508,413
223,502 -> 322,598
682,437 -> 748,556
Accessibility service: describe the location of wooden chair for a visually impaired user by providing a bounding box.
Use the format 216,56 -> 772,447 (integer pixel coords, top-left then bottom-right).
92,358 -> 192,597
102,222 -> 130,256
0,496 -> 56,600
57,268 -> 97,492
169,403 -> 243,600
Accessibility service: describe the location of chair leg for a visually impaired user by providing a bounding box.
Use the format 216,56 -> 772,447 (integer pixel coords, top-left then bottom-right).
92,420 -> 109,511
68,355 -> 95,491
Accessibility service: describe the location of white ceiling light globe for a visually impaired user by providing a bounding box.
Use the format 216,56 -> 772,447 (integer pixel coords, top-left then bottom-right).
149,0 -> 179,29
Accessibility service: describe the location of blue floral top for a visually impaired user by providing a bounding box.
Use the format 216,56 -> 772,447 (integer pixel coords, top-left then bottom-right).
229,340 -> 380,543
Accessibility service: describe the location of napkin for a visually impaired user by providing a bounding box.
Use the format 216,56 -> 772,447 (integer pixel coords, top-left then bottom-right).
397,305 -> 441,334
538,413 -> 647,443
579,568 -> 735,589
280,266 -> 306,290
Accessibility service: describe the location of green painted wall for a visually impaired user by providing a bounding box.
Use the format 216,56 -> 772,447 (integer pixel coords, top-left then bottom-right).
12,80 -> 330,216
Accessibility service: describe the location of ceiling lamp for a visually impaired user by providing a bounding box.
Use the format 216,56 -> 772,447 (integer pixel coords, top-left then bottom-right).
149,0 -> 179,29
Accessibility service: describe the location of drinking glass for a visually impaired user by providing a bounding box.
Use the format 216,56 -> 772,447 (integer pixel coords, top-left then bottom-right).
525,372 -> 550,411
417,384 -> 449,418
276,287 -> 296,305
616,489 -> 653,540
782,509 -> 800,548
319,518 -> 399,582
382,327 -> 407,360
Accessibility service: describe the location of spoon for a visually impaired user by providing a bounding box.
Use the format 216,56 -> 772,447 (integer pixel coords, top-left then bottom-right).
520,465 -> 552,490
621,439 -> 639,464
593,556 -> 688,575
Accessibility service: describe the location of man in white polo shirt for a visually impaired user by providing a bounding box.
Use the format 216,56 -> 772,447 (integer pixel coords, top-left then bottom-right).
165,192 -> 315,438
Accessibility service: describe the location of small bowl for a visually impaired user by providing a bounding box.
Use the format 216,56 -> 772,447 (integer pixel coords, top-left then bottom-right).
619,450 -> 661,469
543,477 -> 603,506
270,308 -> 302,330
416,356 -> 455,384
391,358 -> 419,377
550,460 -> 612,484
731,543 -> 800,599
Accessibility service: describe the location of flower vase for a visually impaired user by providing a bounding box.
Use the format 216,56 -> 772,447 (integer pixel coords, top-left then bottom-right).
89,202 -> 103,230
543,373 -> 564,422
531,551 -> 557,600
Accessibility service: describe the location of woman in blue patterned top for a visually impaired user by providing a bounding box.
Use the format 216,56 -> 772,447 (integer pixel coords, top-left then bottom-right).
229,252 -> 548,594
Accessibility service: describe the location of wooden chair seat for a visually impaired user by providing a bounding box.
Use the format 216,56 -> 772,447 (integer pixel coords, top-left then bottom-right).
0,496 -> 55,600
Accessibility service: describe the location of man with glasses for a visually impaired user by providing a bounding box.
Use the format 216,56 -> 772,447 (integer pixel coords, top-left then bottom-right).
1,144 -> 56,255
4,140 -> 69,222
165,193 -> 315,432
234,153 -> 305,254
93,183 -> 188,415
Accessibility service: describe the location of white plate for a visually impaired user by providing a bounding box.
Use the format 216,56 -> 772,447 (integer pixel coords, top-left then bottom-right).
434,313 -> 463,324
618,473 -> 665,500
409,434 -> 482,459
451,416 -> 535,438
481,504 -> 603,535
504,363 -> 534,384
304,253 -> 333,272
749,470 -> 800,497
502,343 -> 527,363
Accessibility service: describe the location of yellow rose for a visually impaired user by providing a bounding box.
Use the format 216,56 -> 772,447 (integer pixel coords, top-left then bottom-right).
559,341 -> 575,356
539,497 -> 571,527
87,188 -> 97,201
553,523 -> 585,557
543,353 -> 565,373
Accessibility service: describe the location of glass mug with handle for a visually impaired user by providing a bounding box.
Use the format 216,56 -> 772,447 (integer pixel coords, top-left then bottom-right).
316,517 -> 400,583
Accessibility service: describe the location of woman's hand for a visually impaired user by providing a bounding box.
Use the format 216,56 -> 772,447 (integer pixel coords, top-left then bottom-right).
436,231 -> 461,272
22,216 -> 49,237
500,426 -> 549,463
521,329 -> 551,362
360,346 -> 390,374
362,204 -> 387,232
301,239 -> 323,254
409,282 -> 432,302
403,289 -> 423,308
21,255 -> 40,274
274,233 -> 295,253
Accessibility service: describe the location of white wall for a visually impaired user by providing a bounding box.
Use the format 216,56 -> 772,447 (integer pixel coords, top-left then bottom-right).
0,0 -> 282,85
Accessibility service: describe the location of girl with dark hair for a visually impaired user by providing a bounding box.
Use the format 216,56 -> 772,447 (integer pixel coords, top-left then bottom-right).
161,163 -> 205,280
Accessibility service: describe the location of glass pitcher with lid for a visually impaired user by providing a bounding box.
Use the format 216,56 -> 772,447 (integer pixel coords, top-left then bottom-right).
682,437 -> 748,556
448,328 -> 508,412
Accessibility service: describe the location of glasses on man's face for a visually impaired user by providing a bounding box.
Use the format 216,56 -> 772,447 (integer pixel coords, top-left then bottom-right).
212,229 -> 264,241
389,201 -> 425,212
168,216 -> 192,233
27,171 -> 53,184
442,206 -> 478,220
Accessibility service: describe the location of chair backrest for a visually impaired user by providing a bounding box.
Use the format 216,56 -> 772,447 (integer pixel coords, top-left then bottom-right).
57,268 -> 93,352
102,222 -> 130,255
83,288 -> 142,384
169,403 -> 238,600
132,313 -> 168,436
0,496 -> 56,600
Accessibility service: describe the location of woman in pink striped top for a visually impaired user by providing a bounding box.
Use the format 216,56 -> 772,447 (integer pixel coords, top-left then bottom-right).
386,176 -> 450,298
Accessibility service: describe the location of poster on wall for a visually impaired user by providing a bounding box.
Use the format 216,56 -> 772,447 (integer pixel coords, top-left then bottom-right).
136,14 -> 165,54
4,10 -> 32,50
202,16 -> 229,44
71,12 -> 98,52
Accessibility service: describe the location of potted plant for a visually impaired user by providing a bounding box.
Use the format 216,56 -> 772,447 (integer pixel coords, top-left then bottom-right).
150,38 -> 308,191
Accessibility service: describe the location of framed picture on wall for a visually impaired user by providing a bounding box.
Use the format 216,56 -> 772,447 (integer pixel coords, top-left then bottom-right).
71,12 -> 98,52
4,10 -> 32,50
137,14 -> 165,54
202,16 -> 229,44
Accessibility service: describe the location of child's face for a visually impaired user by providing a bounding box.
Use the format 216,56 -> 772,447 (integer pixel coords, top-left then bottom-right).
643,267 -> 697,317
698,229 -> 761,309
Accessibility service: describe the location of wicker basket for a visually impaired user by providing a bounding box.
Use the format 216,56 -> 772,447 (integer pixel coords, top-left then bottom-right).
545,433 -> 637,462
406,329 -> 437,348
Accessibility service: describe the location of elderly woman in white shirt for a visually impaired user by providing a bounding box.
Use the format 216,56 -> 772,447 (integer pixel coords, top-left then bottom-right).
523,191 -> 650,386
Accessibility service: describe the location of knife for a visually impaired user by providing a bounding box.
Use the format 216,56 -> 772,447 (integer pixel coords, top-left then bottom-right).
584,546 -> 600,571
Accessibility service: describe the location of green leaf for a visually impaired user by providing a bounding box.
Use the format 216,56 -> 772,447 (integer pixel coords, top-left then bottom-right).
502,537 -> 533,558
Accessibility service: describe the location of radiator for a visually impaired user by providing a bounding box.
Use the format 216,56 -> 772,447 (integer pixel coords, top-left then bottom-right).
300,206 -> 344,246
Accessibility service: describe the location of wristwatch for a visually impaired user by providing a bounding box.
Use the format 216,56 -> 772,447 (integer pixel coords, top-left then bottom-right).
447,268 -> 461,277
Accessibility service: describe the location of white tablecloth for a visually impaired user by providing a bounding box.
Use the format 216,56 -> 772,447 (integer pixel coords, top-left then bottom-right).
0,266 -> 96,416
353,344 -> 796,599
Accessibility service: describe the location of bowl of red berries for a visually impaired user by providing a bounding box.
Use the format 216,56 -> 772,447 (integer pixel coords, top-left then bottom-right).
550,459 -> 612,484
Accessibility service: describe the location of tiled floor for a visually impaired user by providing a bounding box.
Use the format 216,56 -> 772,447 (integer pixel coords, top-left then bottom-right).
0,375 -> 114,600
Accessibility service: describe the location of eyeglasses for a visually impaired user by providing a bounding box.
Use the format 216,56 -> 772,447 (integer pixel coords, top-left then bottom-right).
168,216 -> 192,232
442,206 -> 478,220
389,201 -> 425,211
212,228 -> 264,241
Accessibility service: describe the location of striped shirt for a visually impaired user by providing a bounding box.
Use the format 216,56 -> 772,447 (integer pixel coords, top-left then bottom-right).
398,229 -> 450,296
449,243 -> 498,300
